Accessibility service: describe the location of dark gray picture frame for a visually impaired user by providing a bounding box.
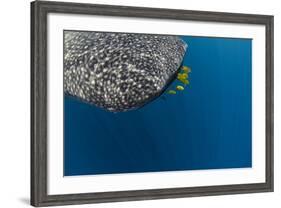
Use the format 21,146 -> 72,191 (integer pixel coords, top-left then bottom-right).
31,0 -> 274,207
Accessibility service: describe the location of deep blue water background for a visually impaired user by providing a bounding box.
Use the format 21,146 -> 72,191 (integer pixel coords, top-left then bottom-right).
64,36 -> 252,176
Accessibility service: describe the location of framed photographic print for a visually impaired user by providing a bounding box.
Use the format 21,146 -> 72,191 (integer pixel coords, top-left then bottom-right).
31,0 -> 274,207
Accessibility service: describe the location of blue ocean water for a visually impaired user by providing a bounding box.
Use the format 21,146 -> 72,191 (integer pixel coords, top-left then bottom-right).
64,36 -> 252,176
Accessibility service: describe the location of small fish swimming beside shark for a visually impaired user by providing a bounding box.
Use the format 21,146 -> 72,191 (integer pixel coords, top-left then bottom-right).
167,66 -> 191,95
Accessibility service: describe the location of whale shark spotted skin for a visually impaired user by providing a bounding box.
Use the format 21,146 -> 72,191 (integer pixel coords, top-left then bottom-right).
64,31 -> 187,112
